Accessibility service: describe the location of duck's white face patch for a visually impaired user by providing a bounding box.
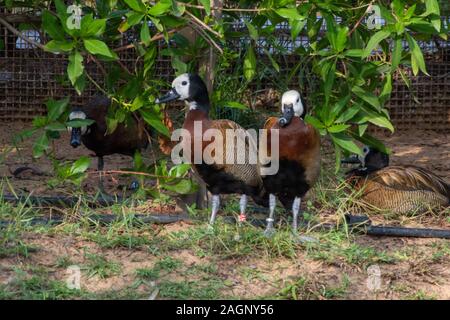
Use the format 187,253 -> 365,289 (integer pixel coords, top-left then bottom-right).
171,73 -> 190,101
281,90 -> 304,117
68,110 -> 88,134
359,145 -> 370,167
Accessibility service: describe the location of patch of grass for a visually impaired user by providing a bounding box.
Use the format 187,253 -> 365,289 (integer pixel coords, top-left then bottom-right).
304,230 -> 396,267
406,290 -> 437,300
83,251 -> 121,279
158,279 -> 224,299
54,255 -> 76,269
0,269 -> 84,300
163,222 -> 299,260
136,256 -> 183,281
272,274 -> 349,300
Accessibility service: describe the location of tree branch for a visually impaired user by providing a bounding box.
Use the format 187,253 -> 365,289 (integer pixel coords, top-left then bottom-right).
0,16 -> 46,51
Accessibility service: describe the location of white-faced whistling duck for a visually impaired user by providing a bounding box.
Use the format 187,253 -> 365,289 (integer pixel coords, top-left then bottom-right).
155,73 -> 268,226
261,90 -> 321,237
342,146 -> 449,214
68,96 -> 149,191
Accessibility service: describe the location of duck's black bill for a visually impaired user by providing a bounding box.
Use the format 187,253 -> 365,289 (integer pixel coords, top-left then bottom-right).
70,128 -> 82,148
278,104 -> 294,127
155,88 -> 180,104
341,154 -> 361,164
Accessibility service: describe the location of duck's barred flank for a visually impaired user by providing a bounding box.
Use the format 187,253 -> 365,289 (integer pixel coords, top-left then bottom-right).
361,180 -> 449,214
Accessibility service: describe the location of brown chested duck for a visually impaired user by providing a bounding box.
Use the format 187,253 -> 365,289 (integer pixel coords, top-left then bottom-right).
155,73 -> 268,226
261,90 -> 321,237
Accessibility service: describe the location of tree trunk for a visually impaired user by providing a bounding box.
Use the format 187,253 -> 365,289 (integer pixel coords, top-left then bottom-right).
177,2 -> 223,211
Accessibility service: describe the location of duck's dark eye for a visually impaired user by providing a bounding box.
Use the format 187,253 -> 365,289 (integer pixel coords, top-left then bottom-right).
297,98 -> 300,103
182,81 -> 188,86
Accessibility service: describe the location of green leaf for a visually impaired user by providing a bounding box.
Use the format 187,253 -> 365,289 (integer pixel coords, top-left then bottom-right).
405,33 -> 427,76
332,27 -> 348,52
162,179 -> 194,194
123,0 -> 146,13
125,11 -> 145,27
140,22 -> 151,46
171,55 -> 187,75
422,0 -> 440,16
67,51 -> 84,86
391,37 -> 402,72
199,0 -> 211,15
66,119 -> 95,128
304,115 -> 326,129
327,124 -> 350,133
45,122 -> 67,131
46,98 -> 69,122
148,0 -> 172,16
244,20 -> 258,41
330,133 -> 363,155
44,40 -> 74,53
275,8 -> 304,20
335,105 -> 360,123
362,30 -> 391,58
106,116 -> 118,135
70,156 -> 91,175
243,44 -> 256,82
83,39 -> 118,59
223,101 -> 248,110
169,164 -> 191,177
358,124 -> 368,136
345,49 -> 363,57
361,106 -> 395,132
140,109 -> 170,137
263,48 -> 280,72
349,131 -> 391,154
380,74 -> 392,104
290,19 -> 306,41
73,73 -> 86,95
33,133 -> 50,158
352,86 -> 381,110
42,10 -> 64,40
398,68 -> 411,88
81,15 -> 106,37
131,95 -> 144,111
54,0 -> 67,20
324,61 -> 336,104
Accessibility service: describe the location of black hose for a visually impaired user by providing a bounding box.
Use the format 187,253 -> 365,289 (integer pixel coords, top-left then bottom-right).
366,225 -> 450,239
0,213 -> 192,228
1,194 -> 125,207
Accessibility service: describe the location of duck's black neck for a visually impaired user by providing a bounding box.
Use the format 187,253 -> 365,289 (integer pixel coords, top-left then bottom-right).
187,93 -> 210,113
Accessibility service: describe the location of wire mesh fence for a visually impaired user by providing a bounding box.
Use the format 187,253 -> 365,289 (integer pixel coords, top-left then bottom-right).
0,7 -> 449,132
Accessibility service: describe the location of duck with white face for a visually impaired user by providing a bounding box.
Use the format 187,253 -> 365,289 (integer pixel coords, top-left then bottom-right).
278,90 -> 305,127
68,110 -> 88,148
66,96 -> 149,193
261,89 -> 320,240
156,73 -> 269,228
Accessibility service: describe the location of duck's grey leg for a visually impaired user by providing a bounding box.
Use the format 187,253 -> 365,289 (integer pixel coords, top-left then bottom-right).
291,197 -> 316,243
264,194 -> 277,237
292,197 -> 301,232
209,194 -> 220,226
234,194 -> 248,241
238,194 -> 248,223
